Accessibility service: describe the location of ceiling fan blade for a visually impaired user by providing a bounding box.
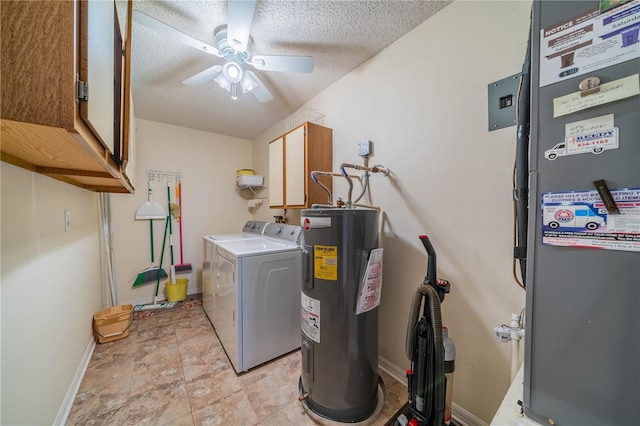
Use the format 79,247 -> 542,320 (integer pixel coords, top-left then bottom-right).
246,71 -> 273,103
133,10 -> 221,56
226,0 -> 256,52
182,65 -> 223,86
249,55 -> 314,73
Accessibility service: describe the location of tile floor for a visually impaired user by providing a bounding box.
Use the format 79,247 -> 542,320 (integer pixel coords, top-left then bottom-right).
67,303 -> 407,425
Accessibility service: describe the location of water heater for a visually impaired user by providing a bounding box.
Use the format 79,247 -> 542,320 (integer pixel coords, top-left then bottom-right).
299,207 -> 383,423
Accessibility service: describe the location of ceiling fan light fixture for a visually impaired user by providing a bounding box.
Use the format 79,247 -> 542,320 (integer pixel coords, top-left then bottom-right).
214,72 -> 231,91
222,61 -> 243,84
240,72 -> 258,93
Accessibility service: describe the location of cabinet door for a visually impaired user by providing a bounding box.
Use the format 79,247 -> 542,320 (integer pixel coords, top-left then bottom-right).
269,137 -> 284,207
285,126 -> 306,206
82,0 -> 117,156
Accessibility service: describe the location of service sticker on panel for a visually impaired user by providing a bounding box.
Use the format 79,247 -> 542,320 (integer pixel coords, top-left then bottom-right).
314,245 -> 338,280
301,292 -> 320,343
541,187 -> 640,252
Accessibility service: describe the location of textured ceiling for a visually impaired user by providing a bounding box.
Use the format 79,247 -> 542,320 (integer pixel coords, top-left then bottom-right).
130,0 -> 452,140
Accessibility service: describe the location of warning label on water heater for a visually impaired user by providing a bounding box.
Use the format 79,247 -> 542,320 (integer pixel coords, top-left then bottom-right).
301,293 -> 320,343
356,248 -> 384,315
314,245 -> 338,280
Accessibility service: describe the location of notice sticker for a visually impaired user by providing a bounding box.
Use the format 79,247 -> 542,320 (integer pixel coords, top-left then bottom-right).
314,245 -> 338,280
539,1 -> 640,87
301,292 -> 320,343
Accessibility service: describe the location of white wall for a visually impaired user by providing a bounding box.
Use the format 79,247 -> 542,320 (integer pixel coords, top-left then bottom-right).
253,1 -> 531,422
111,119 -> 253,305
1,163 -> 103,425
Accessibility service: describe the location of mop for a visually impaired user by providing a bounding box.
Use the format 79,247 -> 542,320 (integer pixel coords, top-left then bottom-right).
132,172 -> 168,286
134,207 -> 176,311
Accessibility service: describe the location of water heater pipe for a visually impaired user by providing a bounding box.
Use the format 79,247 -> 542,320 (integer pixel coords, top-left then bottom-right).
495,313 -> 526,381
340,163 -> 390,208
353,203 -> 380,210
353,156 -> 370,203
509,314 -> 525,381
311,170 -> 360,205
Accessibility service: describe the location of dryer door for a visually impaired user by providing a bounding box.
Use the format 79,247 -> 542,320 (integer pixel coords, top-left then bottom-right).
202,238 -> 215,321
215,250 -> 239,371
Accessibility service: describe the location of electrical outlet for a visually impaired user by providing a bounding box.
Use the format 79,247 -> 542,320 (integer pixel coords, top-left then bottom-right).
358,140 -> 372,157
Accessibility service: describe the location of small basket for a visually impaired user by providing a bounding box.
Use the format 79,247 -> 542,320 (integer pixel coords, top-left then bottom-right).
236,169 -> 255,176
93,304 -> 133,344
283,108 -> 325,133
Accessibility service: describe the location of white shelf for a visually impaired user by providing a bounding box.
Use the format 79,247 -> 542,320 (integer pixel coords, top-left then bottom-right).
237,175 -> 264,186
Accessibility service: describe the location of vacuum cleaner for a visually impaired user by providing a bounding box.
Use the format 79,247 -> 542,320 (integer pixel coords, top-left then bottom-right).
396,235 -> 454,426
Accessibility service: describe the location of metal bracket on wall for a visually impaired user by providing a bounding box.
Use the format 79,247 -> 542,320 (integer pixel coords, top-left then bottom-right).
487,73 -> 522,131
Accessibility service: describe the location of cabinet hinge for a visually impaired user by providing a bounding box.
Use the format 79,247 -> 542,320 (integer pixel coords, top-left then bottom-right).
77,76 -> 89,102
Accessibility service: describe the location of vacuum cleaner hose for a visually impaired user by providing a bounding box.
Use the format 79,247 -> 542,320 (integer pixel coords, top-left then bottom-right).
405,284 -> 442,360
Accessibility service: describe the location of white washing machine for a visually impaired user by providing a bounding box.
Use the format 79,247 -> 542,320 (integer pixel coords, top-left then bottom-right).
213,223 -> 302,372
202,221 -> 268,322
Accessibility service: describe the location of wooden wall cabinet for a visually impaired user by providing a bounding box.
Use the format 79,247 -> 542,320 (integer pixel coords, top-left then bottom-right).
0,0 -> 134,193
268,122 -> 332,209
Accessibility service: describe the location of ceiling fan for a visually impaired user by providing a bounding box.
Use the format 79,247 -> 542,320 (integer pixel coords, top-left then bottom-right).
132,0 -> 314,103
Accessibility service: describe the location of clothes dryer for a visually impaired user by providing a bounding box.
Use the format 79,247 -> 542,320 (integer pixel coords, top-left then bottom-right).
202,221 -> 267,322
213,223 -> 302,372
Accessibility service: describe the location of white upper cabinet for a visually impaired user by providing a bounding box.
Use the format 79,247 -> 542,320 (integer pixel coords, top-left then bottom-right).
268,122 -> 332,209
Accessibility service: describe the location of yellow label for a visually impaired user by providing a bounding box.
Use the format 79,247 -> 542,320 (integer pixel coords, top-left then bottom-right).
314,245 -> 338,281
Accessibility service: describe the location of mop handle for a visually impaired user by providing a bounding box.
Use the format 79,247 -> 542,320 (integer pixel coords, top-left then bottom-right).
150,220 -> 155,262
178,181 -> 184,264
155,214 -> 170,299
148,176 -> 155,263
166,184 -> 174,265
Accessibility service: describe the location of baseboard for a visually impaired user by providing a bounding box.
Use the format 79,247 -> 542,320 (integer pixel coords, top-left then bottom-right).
452,404 -> 488,426
125,294 -> 170,307
123,285 -> 201,307
379,356 -> 407,384
378,356 -> 487,426
54,337 -> 96,425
